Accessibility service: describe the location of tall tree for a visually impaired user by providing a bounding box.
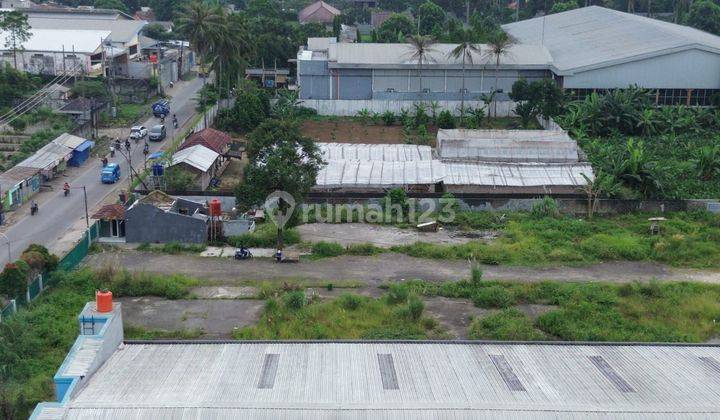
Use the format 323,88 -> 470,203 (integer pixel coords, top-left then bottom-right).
406,34 -> 437,94
0,11 -> 31,70
687,1 -> 720,36
93,0 -> 130,14
485,30 -> 515,117
376,13 -> 414,42
417,1 -> 446,35
448,30 -> 481,126
235,120 -> 324,249
209,12 -> 252,97
176,2 -> 224,125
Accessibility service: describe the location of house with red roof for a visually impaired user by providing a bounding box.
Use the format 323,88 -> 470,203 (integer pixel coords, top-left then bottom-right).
298,1 -> 341,25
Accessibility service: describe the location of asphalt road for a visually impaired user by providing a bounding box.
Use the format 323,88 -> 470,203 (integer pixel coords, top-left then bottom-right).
0,77 -> 205,265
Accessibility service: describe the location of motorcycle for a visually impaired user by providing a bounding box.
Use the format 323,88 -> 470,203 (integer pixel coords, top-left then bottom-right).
234,248 -> 253,260
30,202 -> 38,216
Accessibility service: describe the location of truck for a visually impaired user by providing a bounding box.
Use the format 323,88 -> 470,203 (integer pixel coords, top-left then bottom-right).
101,163 -> 121,184
152,99 -> 170,118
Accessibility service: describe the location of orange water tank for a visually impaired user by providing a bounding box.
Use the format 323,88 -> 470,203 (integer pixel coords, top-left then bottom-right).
209,199 -> 222,216
96,290 -> 113,313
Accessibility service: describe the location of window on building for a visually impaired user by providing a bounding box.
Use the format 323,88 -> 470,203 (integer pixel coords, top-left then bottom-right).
385,88 -> 396,93
129,45 -> 137,55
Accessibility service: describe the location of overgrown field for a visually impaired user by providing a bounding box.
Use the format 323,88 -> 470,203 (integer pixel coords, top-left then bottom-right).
402,279 -> 720,342
233,286 -> 446,340
307,211 -> 720,268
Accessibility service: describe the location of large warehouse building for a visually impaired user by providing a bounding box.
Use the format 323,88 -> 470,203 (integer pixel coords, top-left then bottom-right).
502,6 -> 720,105
32,301 -> 720,418
298,6 -> 720,107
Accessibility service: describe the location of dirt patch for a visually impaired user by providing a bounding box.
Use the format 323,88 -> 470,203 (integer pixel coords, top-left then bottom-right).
84,251 -> 720,286
301,119 -> 437,144
118,297 -> 264,338
423,297 -> 489,339
218,156 -> 247,189
192,286 -> 258,298
297,223 -> 474,247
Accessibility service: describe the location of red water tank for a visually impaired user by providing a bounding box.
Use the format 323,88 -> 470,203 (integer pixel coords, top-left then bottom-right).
96,290 -> 113,313
209,199 -> 222,216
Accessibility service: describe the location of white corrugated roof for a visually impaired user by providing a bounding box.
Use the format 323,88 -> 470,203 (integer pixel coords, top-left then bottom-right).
0,28 -> 108,54
171,145 -> 219,173
443,162 -> 592,187
503,6 -> 720,74
329,42 -> 552,68
318,143 -> 433,161
39,342 -> 720,418
61,338 -> 103,377
28,17 -> 145,44
52,133 -> 87,150
437,129 -> 580,163
317,159 -> 444,186
17,141 -> 73,170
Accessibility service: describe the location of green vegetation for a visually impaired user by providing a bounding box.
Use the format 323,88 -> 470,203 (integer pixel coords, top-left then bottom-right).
92,266 -> 199,299
136,242 -> 207,254
124,325 -> 204,340
229,223 -> 301,248
557,87 -> 720,199
303,210 -> 720,268
401,279 -> 720,342
468,309 -> 547,341
234,289 -> 445,340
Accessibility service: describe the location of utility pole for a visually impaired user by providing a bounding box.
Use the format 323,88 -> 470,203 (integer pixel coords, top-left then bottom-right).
82,186 -> 90,248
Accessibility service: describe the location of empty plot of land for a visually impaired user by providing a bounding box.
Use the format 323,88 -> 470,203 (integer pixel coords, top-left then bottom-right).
118,297 -> 264,338
301,120 -> 425,144
297,223 -> 475,247
84,251 -> 720,284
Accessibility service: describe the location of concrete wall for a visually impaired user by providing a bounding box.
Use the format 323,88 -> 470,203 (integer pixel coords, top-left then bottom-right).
125,203 -> 207,243
1,51 -> 91,75
301,99 -> 517,116
565,49 -> 720,89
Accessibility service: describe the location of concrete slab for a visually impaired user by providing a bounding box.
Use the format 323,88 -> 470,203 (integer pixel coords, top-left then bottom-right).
200,246 -> 224,257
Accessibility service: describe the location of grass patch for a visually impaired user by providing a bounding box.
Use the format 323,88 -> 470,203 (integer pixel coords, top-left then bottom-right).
92,266 -> 199,299
233,289 -> 445,340
124,325 -> 204,340
468,309 -> 547,340
135,242 -> 206,254
229,223 -> 300,248
388,210 -> 720,268
402,278 -> 720,342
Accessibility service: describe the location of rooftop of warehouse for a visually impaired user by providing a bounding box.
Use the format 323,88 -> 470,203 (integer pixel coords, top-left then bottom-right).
32,341 -> 720,418
503,6 -> 720,74
301,38 -> 553,68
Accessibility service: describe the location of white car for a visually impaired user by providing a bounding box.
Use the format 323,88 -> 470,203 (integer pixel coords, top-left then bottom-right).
129,126 -> 148,139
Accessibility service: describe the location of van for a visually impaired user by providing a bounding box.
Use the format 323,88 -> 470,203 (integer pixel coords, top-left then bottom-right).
101,163 -> 121,184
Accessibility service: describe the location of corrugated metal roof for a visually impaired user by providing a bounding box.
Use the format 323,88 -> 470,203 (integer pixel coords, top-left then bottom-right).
17,142 -> 73,170
318,143 -> 433,162
42,342 -> 720,418
503,6 -> 720,74
53,133 -> 87,150
0,165 -> 39,187
317,159 -> 444,186
62,338 -> 103,377
328,43 -> 552,68
437,129 -> 580,163
0,28 -> 108,54
171,145 -> 219,173
28,17 -> 145,44
443,162 -> 592,187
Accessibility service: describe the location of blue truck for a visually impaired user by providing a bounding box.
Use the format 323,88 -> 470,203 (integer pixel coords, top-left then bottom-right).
152,99 -> 170,118
101,163 -> 121,184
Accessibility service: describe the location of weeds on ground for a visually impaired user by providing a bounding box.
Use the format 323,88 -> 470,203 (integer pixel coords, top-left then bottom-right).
124,325 -> 204,340
93,266 -> 199,299
229,223 -> 300,248
233,289 -> 444,340
400,277 -> 720,342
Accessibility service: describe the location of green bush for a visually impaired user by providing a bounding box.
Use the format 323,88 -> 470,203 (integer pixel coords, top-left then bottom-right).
93,267 -> 198,299
470,261 -> 483,286
436,110 -> 455,129
284,291 -> 307,309
387,283 -> 410,304
530,196 -> 560,219
407,294 -> 424,321
468,309 -> 546,340
472,285 -> 514,308
579,233 -> 649,261
381,110 -> 395,126
311,241 -> 344,257
160,242 -> 207,254
340,293 -> 363,310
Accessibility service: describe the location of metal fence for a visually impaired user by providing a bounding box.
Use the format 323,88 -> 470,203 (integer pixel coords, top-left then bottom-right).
0,221 -> 98,322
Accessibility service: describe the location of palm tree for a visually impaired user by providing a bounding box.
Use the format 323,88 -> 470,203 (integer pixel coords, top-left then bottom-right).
176,2 -> 224,125
209,13 -> 252,102
405,35 -> 437,95
448,30 -> 481,126
485,31 -> 515,118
